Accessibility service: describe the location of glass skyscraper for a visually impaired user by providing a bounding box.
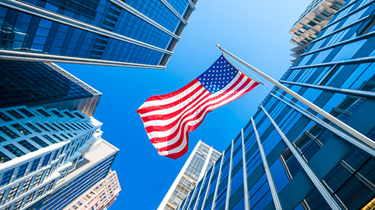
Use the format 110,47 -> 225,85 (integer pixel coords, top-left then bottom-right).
0,0 -> 198,68
158,140 -> 221,210
0,60 -> 101,117
177,0 -> 375,209
0,61 -> 120,210
0,105 -> 106,210
289,0 -> 345,64
27,139 -> 119,210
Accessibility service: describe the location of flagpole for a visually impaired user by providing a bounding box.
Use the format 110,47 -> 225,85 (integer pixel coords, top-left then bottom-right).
216,44 -> 375,150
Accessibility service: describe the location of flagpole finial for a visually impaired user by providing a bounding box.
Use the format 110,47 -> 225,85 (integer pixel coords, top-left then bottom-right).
216,44 -> 223,51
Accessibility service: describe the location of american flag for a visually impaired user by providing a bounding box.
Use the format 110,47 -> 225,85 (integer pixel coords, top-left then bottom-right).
137,55 -> 260,159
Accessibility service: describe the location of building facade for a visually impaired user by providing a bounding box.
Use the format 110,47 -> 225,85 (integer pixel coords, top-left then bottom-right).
0,0 -> 199,68
178,0 -> 375,209
0,60 -> 101,117
62,170 -> 121,210
158,140 -> 221,210
289,0 -> 345,64
28,139 -> 119,210
0,105 -> 103,210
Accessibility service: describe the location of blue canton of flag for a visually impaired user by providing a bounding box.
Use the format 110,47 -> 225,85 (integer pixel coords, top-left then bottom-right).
137,55 -> 261,159
197,56 -> 238,94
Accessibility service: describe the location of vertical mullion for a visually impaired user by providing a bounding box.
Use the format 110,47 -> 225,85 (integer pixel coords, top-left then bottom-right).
241,129 -> 250,210
224,140 -> 234,210
251,117 -> 282,210
211,150 -> 225,210
261,105 -> 342,210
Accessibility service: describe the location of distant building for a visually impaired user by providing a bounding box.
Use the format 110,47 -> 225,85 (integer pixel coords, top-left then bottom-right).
158,140 -> 221,210
62,170 -> 121,210
178,0 -> 375,209
0,60 -> 101,117
27,139 -> 119,210
289,0 -> 345,64
0,105 -> 103,210
0,0 -> 199,68
0,60 -> 120,210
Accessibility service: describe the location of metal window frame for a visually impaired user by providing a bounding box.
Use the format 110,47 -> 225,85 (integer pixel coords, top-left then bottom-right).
211,150 -> 225,210
250,118 -> 282,210
261,105 -> 343,210
280,80 -> 375,98
271,93 -> 375,157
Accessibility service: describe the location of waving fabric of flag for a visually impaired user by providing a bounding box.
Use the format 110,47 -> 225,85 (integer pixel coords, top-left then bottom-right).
137,55 -> 261,159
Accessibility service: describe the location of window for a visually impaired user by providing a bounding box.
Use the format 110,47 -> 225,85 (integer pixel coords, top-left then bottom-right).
36,123 -> 50,132
20,177 -> 32,195
31,137 -> 49,147
18,140 -> 38,152
65,123 -> 77,131
6,110 -> 24,119
52,149 -> 60,161
25,191 -> 35,204
0,152 -> 11,163
0,190 -> 5,203
18,108 -> 35,117
59,123 -> 71,131
330,2 -> 342,11
74,112 -> 85,119
0,169 -> 14,187
29,158 -> 41,173
31,172 -> 44,189
303,25 -> 310,30
0,136 -> 6,142
281,148 -> 301,179
314,16 -> 324,22
52,110 -> 64,118
41,153 -> 51,167
5,183 -> 20,203
52,134 -> 64,142
44,123 -> 57,131
36,186 -> 45,198
4,144 -> 25,157
0,112 -> 12,121
307,21 -> 317,27
36,109 -> 51,117
46,180 -> 55,191
52,123 -> 64,131
3,205 -> 11,210
303,188 -> 331,209
45,168 -> 51,177
64,111 -> 76,118
16,163 -> 28,179
321,10 -> 333,17
322,148 -> 375,209
25,123 -> 42,133
43,135 -> 58,143
357,14 -> 375,36
0,126 -> 20,139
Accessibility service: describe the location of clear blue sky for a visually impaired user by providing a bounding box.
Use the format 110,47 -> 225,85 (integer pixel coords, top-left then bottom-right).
59,0 -> 310,209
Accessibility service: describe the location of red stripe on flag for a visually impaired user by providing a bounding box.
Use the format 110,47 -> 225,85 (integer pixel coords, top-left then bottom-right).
149,76 -> 253,145
136,84 -> 204,114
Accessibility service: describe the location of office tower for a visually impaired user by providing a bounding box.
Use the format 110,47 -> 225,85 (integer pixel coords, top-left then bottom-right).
0,60 -> 101,117
289,0 -> 345,64
0,105 -> 104,210
63,170 -> 121,210
158,140 -> 221,210
177,0 -> 375,209
28,139 -> 119,210
0,0 -> 199,68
